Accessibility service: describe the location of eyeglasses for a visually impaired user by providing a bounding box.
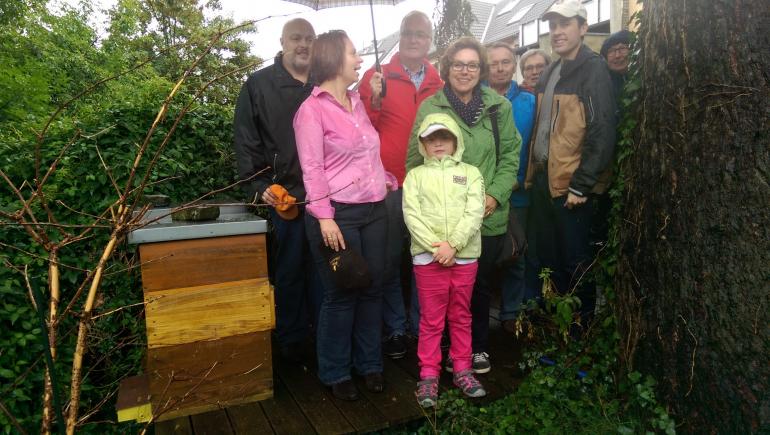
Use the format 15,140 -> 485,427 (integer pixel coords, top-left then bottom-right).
607,45 -> 630,56
524,63 -> 546,72
490,59 -> 513,69
451,62 -> 481,72
401,31 -> 431,41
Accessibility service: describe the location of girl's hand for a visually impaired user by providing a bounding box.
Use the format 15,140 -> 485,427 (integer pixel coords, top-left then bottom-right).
319,219 -> 346,252
431,241 -> 457,266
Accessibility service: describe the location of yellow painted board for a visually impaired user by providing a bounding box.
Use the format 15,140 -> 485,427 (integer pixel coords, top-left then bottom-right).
117,403 -> 152,423
145,278 -> 274,348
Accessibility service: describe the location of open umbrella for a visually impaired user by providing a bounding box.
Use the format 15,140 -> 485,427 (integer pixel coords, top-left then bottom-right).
283,0 -> 407,97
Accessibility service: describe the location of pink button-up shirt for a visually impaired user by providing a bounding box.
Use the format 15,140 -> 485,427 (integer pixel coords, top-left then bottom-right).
294,87 -> 396,219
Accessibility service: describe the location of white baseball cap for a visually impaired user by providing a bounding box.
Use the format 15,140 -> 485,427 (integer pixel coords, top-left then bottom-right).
541,0 -> 588,21
419,122 -> 453,138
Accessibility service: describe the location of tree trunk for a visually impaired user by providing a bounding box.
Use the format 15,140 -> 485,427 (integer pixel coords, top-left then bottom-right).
615,0 -> 770,433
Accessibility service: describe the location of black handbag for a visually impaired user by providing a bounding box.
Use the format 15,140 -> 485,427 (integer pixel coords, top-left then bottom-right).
489,104 -> 528,268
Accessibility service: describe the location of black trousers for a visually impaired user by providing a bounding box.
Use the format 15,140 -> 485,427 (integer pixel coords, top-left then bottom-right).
470,234 -> 504,354
529,171 -> 597,323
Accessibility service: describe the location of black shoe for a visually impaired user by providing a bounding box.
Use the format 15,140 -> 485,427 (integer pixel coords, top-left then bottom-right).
279,341 -> 305,363
331,379 -> 358,401
383,334 -> 407,359
364,372 -> 384,393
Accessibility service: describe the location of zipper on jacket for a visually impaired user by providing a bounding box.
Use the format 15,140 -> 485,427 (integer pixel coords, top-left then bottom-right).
551,99 -> 560,133
442,162 -> 449,240
272,153 -> 278,182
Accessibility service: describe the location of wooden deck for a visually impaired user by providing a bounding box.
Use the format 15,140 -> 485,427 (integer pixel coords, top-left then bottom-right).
155,313 -> 524,435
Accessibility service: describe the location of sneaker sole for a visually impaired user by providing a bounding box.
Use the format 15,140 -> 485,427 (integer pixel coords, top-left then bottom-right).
417,398 -> 437,408
472,366 -> 490,374
385,351 -> 406,359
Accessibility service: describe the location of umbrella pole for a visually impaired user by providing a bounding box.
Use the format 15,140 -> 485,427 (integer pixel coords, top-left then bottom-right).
369,0 -> 387,97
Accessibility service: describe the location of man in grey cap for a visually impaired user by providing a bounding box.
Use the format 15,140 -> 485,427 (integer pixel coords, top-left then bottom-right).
524,0 -> 617,334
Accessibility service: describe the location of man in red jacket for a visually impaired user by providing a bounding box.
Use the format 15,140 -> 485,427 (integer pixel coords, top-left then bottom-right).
359,10 -> 443,358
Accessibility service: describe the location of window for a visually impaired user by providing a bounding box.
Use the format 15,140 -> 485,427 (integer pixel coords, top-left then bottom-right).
584,0 -> 599,25
599,0 -> 611,22
497,0 -> 521,15
507,4 -> 533,24
522,20 -> 538,45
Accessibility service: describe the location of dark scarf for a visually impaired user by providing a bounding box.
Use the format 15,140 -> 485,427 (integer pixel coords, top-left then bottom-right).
444,85 -> 484,126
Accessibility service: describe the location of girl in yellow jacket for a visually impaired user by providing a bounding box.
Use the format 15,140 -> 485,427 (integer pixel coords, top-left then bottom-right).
403,113 -> 487,407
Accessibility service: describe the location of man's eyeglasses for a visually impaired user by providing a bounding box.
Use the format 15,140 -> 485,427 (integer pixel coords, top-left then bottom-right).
401,31 -> 431,41
451,62 -> 481,72
607,45 -> 630,56
490,59 -> 513,69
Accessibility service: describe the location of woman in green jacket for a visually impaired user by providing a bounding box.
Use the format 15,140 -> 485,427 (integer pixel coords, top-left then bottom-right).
406,37 -> 521,374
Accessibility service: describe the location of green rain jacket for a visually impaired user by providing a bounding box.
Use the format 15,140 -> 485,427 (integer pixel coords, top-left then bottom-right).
406,87 -> 520,236
403,113 -> 485,259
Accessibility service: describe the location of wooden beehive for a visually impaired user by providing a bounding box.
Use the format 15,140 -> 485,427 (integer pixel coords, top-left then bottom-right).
138,233 -> 274,421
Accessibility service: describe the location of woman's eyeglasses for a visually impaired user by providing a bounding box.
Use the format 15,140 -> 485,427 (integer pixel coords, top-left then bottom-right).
451,62 -> 481,72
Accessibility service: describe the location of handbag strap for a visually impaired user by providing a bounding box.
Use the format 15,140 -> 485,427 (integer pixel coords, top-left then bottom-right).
489,104 -> 501,164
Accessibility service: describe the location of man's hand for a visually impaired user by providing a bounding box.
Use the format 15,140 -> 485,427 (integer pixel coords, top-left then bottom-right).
369,72 -> 383,108
431,241 -> 457,266
484,195 -> 498,218
261,188 -> 278,206
564,192 -> 588,209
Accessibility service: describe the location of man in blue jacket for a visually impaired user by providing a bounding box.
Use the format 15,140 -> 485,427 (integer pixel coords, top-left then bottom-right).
487,42 -> 535,333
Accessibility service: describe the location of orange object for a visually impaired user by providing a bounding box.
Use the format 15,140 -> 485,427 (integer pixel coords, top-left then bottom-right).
268,184 -> 298,220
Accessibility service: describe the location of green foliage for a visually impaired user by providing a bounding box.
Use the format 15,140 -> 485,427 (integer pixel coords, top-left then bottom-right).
0,0 -> 256,432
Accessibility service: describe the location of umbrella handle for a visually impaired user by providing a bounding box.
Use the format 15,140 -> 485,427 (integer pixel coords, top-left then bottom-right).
381,77 -> 387,98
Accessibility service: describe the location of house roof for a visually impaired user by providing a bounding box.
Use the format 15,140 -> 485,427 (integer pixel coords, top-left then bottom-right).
477,0 -> 558,44
468,0 -> 496,40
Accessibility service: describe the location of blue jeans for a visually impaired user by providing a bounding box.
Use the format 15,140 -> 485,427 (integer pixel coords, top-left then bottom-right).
500,206 -> 529,321
306,201 -> 387,385
382,189 -> 409,338
269,208 -> 323,348
529,172 -> 596,320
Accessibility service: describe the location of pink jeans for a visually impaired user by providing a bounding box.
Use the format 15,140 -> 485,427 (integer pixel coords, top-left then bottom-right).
414,261 -> 478,379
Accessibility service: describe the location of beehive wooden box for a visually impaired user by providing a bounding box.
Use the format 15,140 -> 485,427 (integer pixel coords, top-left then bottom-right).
136,225 -> 274,421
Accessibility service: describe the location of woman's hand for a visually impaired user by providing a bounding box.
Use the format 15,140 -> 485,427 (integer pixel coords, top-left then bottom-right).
484,194 -> 498,218
432,241 -> 457,267
319,218 -> 346,252
564,193 -> 587,209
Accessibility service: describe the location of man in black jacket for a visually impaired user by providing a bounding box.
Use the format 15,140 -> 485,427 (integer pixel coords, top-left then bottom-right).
525,0 -> 617,334
233,18 -> 319,361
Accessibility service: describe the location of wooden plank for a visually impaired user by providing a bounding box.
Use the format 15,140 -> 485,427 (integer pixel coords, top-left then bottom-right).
116,374 -> 152,422
226,402 -> 274,434
190,409 -> 234,435
295,344 -> 390,434
275,360 -> 354,435
260,377 -> 317,435
357,358 -> 424,427
139,234 -> 268,292
149,332 -> 273,422
145,278 -> 273,348
155,416 -> 192,435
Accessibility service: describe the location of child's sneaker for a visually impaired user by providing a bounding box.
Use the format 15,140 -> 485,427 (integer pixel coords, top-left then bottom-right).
444,356 -> 453,373
472,352 -> 491,373
453,370 -> 486,398
415,377 -> 439,408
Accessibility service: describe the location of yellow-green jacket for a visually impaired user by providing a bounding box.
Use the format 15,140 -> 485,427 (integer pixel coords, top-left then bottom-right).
406,86 -> 520,236
403,113 -> 485,259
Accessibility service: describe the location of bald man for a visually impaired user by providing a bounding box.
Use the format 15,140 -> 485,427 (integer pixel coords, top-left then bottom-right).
233,18 -> 320,362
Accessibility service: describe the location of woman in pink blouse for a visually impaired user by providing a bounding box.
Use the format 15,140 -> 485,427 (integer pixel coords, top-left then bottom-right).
294,30 -> 395,401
